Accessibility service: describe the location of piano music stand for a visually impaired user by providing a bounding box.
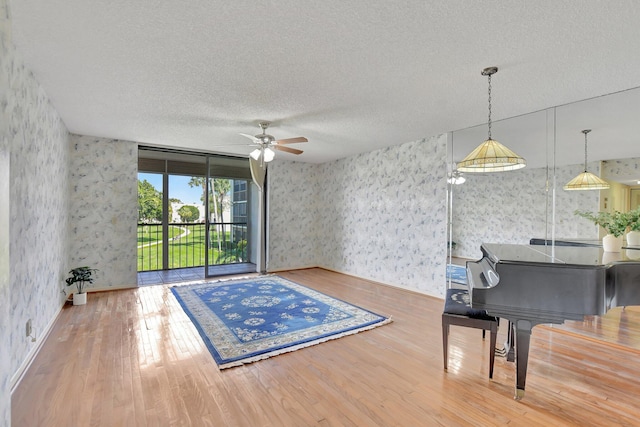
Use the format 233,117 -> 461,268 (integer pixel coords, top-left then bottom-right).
442,288 -> 499,378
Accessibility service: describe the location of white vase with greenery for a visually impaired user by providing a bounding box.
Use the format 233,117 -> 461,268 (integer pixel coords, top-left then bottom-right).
602,234 -> 624,252
626,207 -> 640,247
574,209 -> 629,252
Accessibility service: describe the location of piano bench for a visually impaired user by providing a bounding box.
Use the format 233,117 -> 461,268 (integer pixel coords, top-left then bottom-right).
442,289 -> 499,379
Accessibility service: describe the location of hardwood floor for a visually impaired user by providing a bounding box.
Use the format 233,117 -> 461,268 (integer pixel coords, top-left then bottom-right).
11,268 -> 640,426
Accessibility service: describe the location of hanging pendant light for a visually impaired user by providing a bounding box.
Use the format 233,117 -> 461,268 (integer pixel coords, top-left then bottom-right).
457,67 -> 526,173
563,129 -> 610,190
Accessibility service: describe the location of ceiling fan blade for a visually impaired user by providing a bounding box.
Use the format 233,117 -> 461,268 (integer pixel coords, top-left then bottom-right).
239,133 -> 259,142
274,145 -> 303,155
275,137 -> 308,145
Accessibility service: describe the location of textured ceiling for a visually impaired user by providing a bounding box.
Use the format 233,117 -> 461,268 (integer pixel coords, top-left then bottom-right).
9,0 -> 640,164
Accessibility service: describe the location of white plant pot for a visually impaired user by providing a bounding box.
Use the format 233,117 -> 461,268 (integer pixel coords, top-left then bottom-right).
602,234 -> 623,253
602,251 -> 622,264
73,292 -> 87,306
626,249 -> 640,260
626,230 -> 640,247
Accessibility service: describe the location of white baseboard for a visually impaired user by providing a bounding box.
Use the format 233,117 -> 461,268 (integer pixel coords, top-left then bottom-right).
267,264 -> 319,273
10,302 -> 64,394
318,265 -> 443,299
269,264 -> 443,299
90,284 -> 138,292
11,283 -> 138,393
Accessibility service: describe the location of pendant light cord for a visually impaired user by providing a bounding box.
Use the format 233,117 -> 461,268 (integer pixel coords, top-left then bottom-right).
487,73 -> 492,140
582,130 -> 590,172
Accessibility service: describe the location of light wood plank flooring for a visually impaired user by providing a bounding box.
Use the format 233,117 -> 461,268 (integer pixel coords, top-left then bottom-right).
12,268 -> 640,426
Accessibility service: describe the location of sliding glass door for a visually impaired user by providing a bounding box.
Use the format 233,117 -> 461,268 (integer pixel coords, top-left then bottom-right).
138,148 -> 258,277
204,156 -> 255,277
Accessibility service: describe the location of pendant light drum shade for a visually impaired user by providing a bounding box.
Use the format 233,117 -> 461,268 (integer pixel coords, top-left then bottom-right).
563,171 -> 610,190
457,139 -> 526,172
563,129 -> 610,190
457,66 -> 526,173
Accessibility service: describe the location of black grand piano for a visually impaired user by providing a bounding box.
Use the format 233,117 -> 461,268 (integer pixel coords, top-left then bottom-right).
467,243 -> 640,399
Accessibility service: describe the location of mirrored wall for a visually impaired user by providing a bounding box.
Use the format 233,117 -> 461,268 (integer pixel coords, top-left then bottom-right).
448,86 -> 640,260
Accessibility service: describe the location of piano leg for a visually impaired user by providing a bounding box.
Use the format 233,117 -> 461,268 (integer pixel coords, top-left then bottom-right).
513,319 -> 533,400
505,321 -> 515,362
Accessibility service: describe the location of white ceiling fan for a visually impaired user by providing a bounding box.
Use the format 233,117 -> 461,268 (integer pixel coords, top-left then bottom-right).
240,121 -> 308,164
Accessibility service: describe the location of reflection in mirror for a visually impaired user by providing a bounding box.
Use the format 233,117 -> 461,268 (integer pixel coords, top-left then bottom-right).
448,109 -> 554,260
557,88 -> 640,239
448,86 -> 640,259
632,188 -> 640,211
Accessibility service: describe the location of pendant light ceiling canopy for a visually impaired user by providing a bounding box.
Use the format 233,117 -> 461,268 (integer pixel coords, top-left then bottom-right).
563,129 -> 610,191
457,67 -> 526,173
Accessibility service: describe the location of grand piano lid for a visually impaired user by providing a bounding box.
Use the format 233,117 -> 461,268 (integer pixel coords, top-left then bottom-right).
481,243 -> 640,267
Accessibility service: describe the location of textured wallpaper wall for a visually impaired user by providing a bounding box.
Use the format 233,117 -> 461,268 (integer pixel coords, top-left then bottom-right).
6,28 -> 71,403
0,0 -> 12,420
602,157 -> 640,179
268,135 -> 448,297
451,162 -> 601,259
69,135 -> 138,289
451,166 -> 549,259
554,162 -> 601,239
267,161 -> 321,271
318,135 -> 448,296
0,149 -> 9,427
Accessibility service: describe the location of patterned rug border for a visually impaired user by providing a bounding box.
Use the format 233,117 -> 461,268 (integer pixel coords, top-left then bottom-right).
171,274 -> 392,369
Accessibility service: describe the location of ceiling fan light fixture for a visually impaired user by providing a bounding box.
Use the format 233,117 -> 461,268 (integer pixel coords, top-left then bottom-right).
250,148 -> 262,161
447,170 -> 466,185
241,121 -> 307,162
457,66 -> 526,173
263,147 -> 275,162
564,129 -> 610,191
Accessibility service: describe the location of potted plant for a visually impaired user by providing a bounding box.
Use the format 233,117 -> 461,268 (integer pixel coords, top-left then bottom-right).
65,266 -> 98,305
574,209 -> 629,252
626,207 -> 640,247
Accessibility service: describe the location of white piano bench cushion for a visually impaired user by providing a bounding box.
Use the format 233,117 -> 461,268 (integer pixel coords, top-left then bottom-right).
444,289 -> 497,321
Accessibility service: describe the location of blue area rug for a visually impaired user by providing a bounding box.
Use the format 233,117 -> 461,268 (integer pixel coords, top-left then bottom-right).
171,275 -> 391,369
446,264 -> 467,285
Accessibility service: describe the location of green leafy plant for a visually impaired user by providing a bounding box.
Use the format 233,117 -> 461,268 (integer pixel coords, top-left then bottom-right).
627,207 -> 640,232
574,209 -> 630,237
65,266 -> 98,294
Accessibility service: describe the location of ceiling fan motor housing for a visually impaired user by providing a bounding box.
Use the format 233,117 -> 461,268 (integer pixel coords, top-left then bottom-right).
257,134 -> 274,144
257,121 -> 275,144
240,120 -> 307,160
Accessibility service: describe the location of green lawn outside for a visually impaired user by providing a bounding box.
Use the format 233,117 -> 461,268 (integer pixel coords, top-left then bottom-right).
137,224 -> 246,271
137,224 -> 182,244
